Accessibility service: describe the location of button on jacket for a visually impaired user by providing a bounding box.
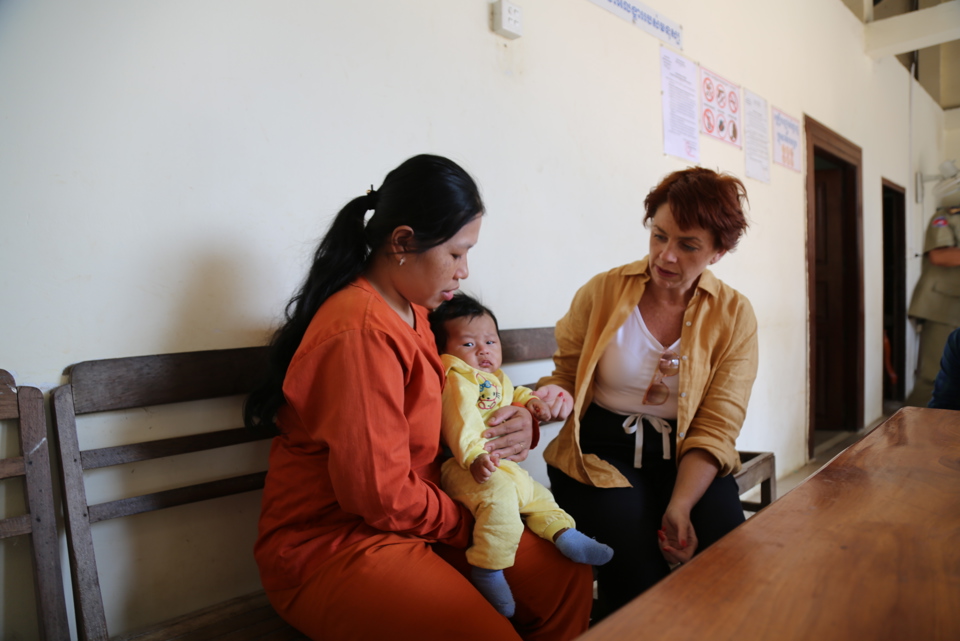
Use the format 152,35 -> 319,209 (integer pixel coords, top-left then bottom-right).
539,257 -> 759,488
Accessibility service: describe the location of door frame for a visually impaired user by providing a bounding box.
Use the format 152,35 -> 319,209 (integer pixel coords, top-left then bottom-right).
804,115 -> 864,458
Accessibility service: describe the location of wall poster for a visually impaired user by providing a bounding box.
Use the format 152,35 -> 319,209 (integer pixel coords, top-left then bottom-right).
773,107 -> 802,172
700,67 -> 741,148
743,89 -> 770,183
660,46 -> 699,162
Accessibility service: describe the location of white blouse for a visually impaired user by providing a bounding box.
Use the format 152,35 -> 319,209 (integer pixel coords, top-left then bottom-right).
592,305 -> 680,467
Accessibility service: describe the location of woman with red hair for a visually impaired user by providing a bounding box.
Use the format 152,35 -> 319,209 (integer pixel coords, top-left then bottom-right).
535,167 -> 759,619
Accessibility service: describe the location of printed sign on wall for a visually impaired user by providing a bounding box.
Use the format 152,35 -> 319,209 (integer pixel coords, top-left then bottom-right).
700,67 -> 741,149
743,89 -> 770,183
773,107 -> 802,172
585,0 -> 683,49
660,47 -> 699,163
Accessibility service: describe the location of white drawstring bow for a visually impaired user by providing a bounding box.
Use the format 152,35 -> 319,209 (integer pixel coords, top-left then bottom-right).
622,414 -> 672,468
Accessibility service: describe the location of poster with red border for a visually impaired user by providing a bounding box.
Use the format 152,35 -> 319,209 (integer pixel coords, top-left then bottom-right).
700,67 -> 741,149
772,107 -> 802,172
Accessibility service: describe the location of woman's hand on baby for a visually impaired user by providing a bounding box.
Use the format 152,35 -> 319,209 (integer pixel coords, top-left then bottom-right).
470,452 -> 499,484
532,385 -> 574,422
484,405 -> 533,462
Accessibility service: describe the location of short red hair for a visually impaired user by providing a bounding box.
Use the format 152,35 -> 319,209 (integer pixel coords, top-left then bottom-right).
643,167 -> 749,251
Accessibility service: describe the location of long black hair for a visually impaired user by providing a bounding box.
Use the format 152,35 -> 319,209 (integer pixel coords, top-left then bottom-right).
244,154 -> 484,432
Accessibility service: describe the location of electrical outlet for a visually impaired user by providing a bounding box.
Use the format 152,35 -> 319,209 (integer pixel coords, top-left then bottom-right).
493,0 -> 522,39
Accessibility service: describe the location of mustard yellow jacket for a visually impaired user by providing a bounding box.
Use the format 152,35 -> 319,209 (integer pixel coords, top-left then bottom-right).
538,257 -> 758,488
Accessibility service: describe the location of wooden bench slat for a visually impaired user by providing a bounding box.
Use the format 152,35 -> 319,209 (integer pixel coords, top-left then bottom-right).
0,396 -> 17,420
0,370 -> 71,641
500,327 -> 557,363
0,455 -> 25,480
69,347 -> 269,414
53,384 -> 126,639
736,451 -> 776,511
88,471 -> 267,523
0,368 -> 17,419
80,427 -> 269,470
0,513 -> 32,538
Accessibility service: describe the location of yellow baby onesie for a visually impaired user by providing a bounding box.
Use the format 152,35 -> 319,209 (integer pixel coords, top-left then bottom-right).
439,354 -> 575,570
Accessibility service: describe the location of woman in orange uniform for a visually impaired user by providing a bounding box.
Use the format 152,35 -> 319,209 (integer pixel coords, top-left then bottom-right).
244,154 -> 593,640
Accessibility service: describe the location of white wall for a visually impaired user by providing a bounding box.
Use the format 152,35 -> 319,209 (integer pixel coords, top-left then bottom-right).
0,0 -> 949,638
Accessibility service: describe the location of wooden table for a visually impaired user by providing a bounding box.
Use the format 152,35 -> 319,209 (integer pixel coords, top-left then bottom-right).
578,407 -> 960,641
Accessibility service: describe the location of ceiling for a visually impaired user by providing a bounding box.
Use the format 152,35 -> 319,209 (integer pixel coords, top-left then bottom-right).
841,0 -> 960,110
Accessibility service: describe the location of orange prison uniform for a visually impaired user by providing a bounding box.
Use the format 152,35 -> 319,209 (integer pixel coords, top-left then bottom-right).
254,277 -> 592,640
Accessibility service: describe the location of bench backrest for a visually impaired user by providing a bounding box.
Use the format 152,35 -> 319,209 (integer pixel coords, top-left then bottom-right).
500,327 -> 557,365
0,369 -> 70,641
51,347 -> 271,641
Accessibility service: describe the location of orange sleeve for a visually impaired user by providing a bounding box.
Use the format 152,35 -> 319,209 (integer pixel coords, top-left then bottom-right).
284,328 -> 472,545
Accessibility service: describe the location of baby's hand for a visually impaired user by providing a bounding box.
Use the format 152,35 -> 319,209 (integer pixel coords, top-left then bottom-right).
526,397 -> 551,422
532,385 -> 574,422
470,452 -> 499,484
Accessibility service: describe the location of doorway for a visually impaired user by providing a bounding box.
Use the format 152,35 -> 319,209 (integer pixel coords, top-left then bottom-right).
805,116 -> 864,459
882,180 -> 907,405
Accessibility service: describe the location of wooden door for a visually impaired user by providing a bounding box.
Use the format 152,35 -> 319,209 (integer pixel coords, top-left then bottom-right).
882,180 -> 907,402
805,116 -> 864,457
814,167 -> 848,430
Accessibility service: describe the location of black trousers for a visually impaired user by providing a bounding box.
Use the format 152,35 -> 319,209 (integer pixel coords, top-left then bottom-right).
548,403 -> 745,618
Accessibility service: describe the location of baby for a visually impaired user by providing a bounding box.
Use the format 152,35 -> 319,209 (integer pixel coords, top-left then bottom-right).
429,293 -> 613,618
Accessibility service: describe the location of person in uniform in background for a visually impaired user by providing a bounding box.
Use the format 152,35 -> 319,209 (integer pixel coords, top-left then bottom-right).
906,205 -> 960,406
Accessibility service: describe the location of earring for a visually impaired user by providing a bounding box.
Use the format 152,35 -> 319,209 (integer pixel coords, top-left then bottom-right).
399,257 -> 405,266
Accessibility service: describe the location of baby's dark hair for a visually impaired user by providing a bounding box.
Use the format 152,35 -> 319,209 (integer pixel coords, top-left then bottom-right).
428,292 -> 500,354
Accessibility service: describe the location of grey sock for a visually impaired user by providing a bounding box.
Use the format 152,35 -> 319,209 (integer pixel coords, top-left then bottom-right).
470,567 -> 515,618
555,529 -> 614,565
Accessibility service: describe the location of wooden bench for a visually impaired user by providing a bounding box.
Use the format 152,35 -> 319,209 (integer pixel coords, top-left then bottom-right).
0,369 -> 70,641
735,451 -> 776,512
51,347 -> 308,640
499,327 -> 776,513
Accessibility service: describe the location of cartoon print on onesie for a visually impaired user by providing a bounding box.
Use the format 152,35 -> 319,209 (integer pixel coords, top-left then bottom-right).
477,374 -> 502,410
